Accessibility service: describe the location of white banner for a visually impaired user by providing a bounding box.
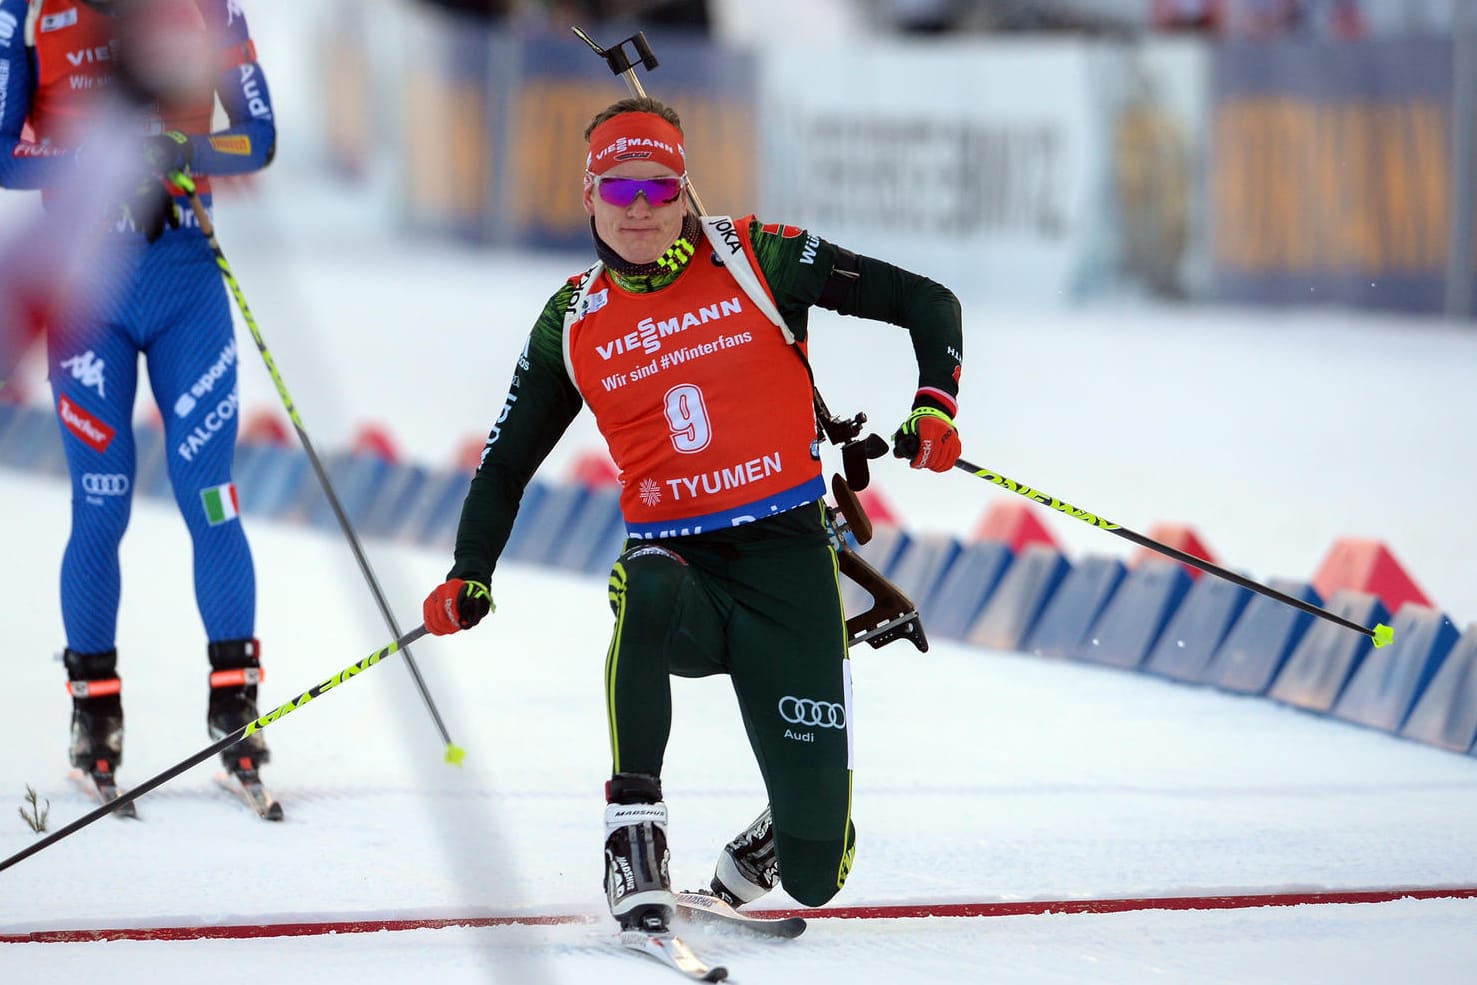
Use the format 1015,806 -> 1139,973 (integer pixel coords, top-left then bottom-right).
757,39 -> 1106,301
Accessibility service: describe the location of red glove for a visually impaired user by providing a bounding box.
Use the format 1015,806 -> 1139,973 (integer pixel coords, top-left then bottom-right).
423,579 -> 493,636
893,406 -> 961,472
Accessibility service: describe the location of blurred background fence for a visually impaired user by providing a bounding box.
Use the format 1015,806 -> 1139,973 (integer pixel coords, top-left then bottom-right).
311,0 -> 1477,316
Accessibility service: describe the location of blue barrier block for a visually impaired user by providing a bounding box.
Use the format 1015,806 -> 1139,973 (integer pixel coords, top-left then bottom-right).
133,423 -> 172,502
495,479 -> 552,560
234,443 -> 311,522
1267,590 -> 1390,713
504,481 -> 590,565
966,544 -> 1070,651
887,534 -> 963,608
358,463 -> 438,540
549,486 -> 625,573
306,453 -> 395,532
582,503 -> 631,576
1333,605 -> 1461,733
1023,555 -> 1126,659
0,403 -> 66,475
842,524 -> 911,617
926,540 -> 1014,641
1205,579 -> 1321,695
1398,623 -> 1477,753
1143,573 -> 1254,684
1073,561 -> 1192,669
408,469 -> 479,551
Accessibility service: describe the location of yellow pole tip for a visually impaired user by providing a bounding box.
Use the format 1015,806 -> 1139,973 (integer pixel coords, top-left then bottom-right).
1371,624 -> 1395,649
444,744 -> 467,766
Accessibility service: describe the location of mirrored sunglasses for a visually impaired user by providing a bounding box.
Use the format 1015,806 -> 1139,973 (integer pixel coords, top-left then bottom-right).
587,172 -> 687,208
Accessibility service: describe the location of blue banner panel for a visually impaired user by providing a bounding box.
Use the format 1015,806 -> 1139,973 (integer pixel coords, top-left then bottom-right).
966,544 -> 1071,652
1073,561 -> 1192,670
1267,590 -> 1390,713
1210,39 -> 1476,313
500,31 -> 757,251
1399,622 -> 1477,753
1334,605 -> 1460,733
1024,556 -> 1126,660
1206,578 -> 1321,695
926,540 -> 1014,641
1143,574 -> 1253,684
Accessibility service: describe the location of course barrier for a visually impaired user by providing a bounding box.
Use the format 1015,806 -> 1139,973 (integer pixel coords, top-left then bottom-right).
2,403 -> 1473,758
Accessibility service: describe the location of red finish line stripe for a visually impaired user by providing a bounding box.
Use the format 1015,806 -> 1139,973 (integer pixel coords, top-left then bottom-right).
6,887 -> 1477,944
747,886 -> 1477,921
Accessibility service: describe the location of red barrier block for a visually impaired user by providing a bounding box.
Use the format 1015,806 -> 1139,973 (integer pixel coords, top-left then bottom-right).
857,486 -> 900,527
240,409 -> 291,446
569,449 -> 620,488
453,433 -> 487,473
351,422 -> 400,463
972,500 -> 1061,555
1133,522 -> 1217,580
1311,537 -> 1432,612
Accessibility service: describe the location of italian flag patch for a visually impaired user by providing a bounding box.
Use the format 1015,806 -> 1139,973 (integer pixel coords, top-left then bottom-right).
201,483 -> 240,525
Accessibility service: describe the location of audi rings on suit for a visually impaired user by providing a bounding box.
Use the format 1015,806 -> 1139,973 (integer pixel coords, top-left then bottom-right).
81,473 -> 130,496
778,696 -> 846,729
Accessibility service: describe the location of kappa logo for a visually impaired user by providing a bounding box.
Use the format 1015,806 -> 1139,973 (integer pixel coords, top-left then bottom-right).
60,350 -> 106,398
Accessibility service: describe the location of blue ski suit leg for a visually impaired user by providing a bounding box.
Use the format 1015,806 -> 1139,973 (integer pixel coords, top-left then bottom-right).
49,226 -> 255,652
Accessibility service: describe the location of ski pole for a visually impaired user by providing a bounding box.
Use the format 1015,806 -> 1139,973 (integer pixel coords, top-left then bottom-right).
0,627 -> 429,874
170,173 -> 464,764
944,456 -> 1394,648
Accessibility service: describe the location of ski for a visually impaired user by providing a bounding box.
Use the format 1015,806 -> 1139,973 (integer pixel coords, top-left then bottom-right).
675,891 -> 807,939
213,766 -> 284,821
69,768 -> 138,819
617,927 -> 728,982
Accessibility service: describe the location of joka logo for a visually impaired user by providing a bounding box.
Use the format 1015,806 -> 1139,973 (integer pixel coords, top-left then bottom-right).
57,395 -> 115,453
61,350 -> 106,398
778,696 -> 846,729
81,473 -> 130,497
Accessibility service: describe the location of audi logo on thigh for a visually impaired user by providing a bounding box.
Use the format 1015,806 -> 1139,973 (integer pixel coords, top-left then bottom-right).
778,695 -> 846,729
81,473 -> 130,496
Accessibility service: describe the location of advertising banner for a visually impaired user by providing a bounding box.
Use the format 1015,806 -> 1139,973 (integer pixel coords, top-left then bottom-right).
758,40 -> 1106,301
1211,39 -> 1475,313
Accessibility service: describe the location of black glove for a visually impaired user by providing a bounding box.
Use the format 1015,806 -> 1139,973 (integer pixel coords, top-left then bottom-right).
140,130 -> 193,177
122,179 -> 181,244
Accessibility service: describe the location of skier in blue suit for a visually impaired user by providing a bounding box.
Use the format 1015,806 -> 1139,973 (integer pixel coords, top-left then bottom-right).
0,0 -> 278,797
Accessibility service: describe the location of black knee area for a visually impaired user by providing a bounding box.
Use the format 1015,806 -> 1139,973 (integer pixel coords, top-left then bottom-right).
607,771 -> 663,805
208,637 -> 261,671
775,823 -> 856,907
611,546 -> 688,617
64,647 -> 118,680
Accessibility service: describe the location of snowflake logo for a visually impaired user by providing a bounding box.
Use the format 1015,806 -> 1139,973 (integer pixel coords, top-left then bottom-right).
638,479 -> 662,507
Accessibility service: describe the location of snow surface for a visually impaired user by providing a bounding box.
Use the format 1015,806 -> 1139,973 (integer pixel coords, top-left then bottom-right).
3,231 -> 1477,980
3,6 -> 1477,970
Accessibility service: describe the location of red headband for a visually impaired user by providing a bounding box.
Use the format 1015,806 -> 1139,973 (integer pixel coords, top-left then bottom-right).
586,112 -> 686,176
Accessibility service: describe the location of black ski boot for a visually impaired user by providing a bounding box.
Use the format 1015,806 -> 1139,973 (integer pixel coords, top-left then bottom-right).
65,647 -> 124,773
709,806 -> 779,908
65,647 -> 135,817
207,637 -> 269,773
604,772 -> 675,931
